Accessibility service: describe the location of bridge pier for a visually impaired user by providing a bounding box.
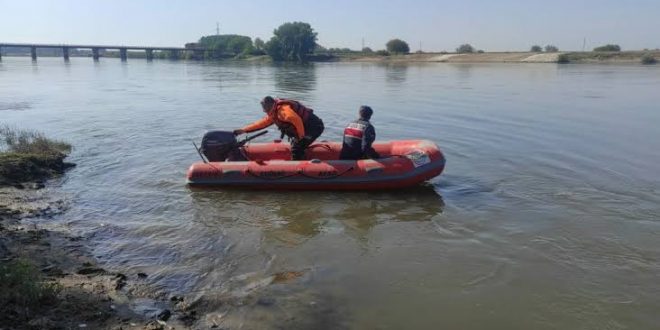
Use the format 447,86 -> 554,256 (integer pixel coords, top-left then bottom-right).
0,43 -> 206,63
192,49 -> 205,60
145,49 -> 154,61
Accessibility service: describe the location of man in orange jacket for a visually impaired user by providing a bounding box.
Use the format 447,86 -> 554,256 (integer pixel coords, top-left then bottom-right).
233,96 -> 325,160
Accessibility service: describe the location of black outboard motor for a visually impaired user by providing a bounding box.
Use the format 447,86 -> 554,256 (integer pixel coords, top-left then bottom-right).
201,130 -> 246,161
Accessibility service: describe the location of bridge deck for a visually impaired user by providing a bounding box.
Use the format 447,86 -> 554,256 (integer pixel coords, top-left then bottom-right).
0,43 -> 206,51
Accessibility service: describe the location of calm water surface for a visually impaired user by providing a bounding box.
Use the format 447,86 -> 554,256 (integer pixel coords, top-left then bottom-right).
2,57 -> 660,329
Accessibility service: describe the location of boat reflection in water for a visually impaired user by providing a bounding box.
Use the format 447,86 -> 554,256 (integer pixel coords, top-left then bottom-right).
189,184 -> 444,246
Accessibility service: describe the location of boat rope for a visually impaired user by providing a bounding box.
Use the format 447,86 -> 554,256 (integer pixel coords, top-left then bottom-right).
307,143 -> 334,151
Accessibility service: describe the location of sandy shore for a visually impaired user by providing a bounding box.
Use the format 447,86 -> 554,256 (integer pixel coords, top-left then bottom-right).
337,51 -> 659,64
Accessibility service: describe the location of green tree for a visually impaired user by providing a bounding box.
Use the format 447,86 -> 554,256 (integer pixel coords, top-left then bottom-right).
362,47 -> 373,53
198,34 -> 254,59
265,22 -> 318,61
456,44 -> 475,53
530,45 -> 542,52
386,39 -> 410,54
254,38 -> 265,50
545,45 -> 559,52
593,44 -> 621,52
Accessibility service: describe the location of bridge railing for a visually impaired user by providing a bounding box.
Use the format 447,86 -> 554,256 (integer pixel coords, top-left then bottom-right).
0,42 -> 207,61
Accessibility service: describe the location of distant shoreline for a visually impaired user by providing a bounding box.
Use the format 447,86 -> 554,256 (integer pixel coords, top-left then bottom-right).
2,51 -> 658,64
330,51 -> 660,64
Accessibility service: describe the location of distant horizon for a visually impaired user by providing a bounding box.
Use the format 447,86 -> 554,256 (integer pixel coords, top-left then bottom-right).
2,0 -> 659,52
1,43 -> 658,54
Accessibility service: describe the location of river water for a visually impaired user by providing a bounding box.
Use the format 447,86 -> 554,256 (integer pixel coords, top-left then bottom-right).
2,57 -> 660,329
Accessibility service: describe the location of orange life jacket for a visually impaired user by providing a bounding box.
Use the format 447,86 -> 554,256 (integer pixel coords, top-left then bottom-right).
273,99 -> 312,123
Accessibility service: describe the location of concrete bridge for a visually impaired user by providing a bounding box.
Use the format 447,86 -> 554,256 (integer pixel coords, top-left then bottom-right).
0,43 -> 207,61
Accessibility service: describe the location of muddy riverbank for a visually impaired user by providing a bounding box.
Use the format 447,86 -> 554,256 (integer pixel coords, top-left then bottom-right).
0,128 -> 192,329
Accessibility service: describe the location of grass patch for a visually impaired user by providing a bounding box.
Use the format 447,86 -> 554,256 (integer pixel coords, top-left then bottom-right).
0,259 -> 60,320
1,125 -> 71,155
0,125 -> 73,184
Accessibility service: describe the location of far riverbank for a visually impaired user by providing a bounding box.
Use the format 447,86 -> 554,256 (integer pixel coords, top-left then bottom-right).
331,50 -> 660,64
3,50 -> 658,64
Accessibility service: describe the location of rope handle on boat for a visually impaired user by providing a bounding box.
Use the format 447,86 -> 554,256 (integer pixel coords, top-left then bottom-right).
307,143 -> 334,151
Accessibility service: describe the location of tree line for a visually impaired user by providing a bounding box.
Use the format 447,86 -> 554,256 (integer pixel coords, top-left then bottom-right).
193,22 -> 643,62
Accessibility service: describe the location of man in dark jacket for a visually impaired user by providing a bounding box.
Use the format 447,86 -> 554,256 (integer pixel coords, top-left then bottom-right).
339,106 -> 380,160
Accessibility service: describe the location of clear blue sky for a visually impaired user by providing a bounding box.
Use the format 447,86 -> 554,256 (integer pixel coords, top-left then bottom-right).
2,0 -> 659,51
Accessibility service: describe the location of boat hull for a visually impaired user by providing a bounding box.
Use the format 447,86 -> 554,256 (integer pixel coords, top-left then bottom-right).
187,140 -> 445,190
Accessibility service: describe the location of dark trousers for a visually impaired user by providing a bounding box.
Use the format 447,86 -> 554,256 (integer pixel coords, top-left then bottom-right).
291,116 -> 324,160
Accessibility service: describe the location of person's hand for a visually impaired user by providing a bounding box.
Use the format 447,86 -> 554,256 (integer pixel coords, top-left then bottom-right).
233,129 -> 245,135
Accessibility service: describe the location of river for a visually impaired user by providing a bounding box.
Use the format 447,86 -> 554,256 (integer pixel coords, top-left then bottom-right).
1,57 -> 659,329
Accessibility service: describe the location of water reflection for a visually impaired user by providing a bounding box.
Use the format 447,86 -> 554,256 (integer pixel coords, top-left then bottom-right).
380,63 -> 408,85
189,186 -> 444,246
272,62 -> 317,97
450,63 -> 474,80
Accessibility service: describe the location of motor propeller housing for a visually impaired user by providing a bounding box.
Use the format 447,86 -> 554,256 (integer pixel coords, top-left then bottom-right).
200,130 -> 245,161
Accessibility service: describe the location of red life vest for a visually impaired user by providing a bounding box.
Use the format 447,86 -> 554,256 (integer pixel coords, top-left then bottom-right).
344,121 -> 366,140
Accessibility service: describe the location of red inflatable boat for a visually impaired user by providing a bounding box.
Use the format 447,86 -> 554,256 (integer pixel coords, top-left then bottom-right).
187,131 -> 445,190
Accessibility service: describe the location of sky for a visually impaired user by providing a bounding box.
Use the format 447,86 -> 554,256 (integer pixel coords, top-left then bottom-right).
1,0 -> 659,52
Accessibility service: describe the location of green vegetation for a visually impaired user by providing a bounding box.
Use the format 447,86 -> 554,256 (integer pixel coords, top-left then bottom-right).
386,39 -> 410,54
0,125 -> 73,184
545,45 -> 559,52
641,53 -> 657,64
557,53 -> 570,63
327,47 -> 355,53
265,22 -> 317,61
198,34 -> 254,59
375,50 -> 390,56
530,45 -> 542,52
1,125 -> 70,155
456,44 -> 475,53
362,47 -> 373,54
0,259 -> 59,318
594,44 -> 621,52
253,37 -> 266,54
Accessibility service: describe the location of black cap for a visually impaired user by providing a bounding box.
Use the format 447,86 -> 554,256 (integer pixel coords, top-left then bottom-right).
359,105 -> 373,120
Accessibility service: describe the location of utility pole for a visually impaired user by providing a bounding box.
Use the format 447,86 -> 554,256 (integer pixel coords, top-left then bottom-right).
216,22 -> 220,36
582,37 -> 586,52
362,37 -> 364,50
419,41 -> 422,52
